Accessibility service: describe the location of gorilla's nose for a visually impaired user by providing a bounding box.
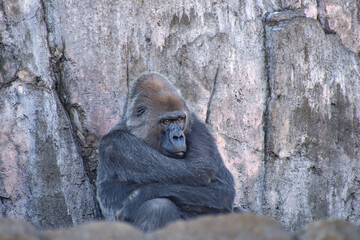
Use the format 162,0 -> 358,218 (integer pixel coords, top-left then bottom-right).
169,127 -> 186,152
170,126 -> 184,139
172,131 -> 184,141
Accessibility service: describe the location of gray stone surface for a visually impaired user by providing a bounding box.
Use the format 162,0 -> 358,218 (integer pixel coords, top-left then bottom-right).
317,0 -> 360,54
0,0 -> 95,230
264,17 -> 360,232
0,0 -> 359,232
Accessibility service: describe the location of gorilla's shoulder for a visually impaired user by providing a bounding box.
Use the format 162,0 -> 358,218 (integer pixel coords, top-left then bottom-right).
188,113 -> 213,137
100,123 -> 128,144
186,113 -> 217,150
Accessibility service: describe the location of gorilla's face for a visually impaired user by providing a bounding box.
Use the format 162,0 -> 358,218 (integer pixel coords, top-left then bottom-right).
159,111 -> 187,159
126,73 -> 189,159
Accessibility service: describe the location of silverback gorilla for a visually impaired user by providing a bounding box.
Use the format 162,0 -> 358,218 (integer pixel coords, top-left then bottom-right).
96,73 -> 235,231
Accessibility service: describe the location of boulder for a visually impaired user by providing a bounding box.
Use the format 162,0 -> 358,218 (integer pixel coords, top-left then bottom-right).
44,221 -> 144,240
298,220 -> 360,240
153,213 -> 292,240
0,218 -> 41,240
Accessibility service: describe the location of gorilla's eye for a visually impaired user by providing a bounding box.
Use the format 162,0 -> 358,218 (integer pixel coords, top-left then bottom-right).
177,117 -> 184,122
136,107 -> 146,117
163,119 -> 170,125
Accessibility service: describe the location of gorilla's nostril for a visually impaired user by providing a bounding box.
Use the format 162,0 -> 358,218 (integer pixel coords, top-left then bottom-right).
173,135 -> 184,140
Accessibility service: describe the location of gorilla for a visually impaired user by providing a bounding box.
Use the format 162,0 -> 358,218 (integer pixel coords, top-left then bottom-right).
96,73 -> 235,232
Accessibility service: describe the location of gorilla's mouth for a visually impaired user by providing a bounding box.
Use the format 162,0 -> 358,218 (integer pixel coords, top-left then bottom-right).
161,148 -> 186,159
175,151 -> 185,158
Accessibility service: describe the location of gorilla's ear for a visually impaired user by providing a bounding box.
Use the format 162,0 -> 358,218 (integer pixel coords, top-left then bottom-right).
136,106 -> 146,117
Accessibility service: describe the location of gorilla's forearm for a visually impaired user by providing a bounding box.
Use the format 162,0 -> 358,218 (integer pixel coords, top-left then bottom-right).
160,183 -> 234,212
122,179 -> 234,212
98,130 -> 217,186
96,179 -> 140,210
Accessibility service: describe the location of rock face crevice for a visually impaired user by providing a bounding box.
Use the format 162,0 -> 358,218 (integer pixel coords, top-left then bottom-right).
205,66 -> 220,124
0,0 -> 359,232
261,13 -> 272,218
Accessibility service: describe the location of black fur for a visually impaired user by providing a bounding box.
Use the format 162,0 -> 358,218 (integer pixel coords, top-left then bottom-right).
96,74 -> 235,232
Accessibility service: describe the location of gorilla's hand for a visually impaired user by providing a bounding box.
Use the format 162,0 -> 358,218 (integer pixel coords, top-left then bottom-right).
197,170 -> 215,185
115,189 -> 143,221
185,163 -> 217,186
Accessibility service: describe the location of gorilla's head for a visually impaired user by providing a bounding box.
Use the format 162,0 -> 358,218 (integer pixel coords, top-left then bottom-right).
124,73 -> 190,159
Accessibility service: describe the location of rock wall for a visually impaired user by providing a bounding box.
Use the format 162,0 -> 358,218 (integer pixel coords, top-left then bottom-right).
0,0 -> 359,232
264,16 -> 360,231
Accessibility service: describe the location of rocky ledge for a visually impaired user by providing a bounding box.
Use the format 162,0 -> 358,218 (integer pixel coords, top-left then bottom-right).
1,213 -> 359,240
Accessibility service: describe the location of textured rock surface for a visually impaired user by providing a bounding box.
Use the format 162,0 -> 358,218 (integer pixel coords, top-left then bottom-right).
45,221 -> 144,240
0,83 -> 96,229
153,213 -> 292,240
317,0 -> 360,54
0,0 -> 359,232
298,220 -> 360,240
0,218 -> 41,240
1,214 -> 360,240
264,17 -> 360,232
0,0 -> 96,229
0,214 -> 294,240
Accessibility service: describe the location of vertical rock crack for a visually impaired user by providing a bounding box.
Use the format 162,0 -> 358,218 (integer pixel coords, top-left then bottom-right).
205,67 -> 220,124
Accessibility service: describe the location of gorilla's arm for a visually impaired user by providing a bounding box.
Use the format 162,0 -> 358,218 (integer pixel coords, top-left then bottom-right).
97,175 -> 234,221
171,169 -> 234,212
98,123 -> 219,187
114,172 -> 234,221
141,178 -> 234,211
115,163 -> 235,217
